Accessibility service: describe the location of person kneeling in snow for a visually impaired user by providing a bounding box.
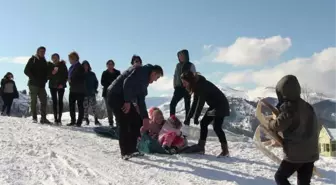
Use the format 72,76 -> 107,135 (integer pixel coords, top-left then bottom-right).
264,75 -> 321,185
158,115 -> 186,154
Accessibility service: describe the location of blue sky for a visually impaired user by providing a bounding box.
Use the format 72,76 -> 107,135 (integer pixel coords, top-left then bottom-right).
0,0 -> 335,97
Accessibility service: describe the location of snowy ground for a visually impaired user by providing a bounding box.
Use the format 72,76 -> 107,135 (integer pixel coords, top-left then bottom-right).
0,115 -> 335,185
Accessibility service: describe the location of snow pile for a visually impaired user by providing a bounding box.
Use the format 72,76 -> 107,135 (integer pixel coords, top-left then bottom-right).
0,115 -> 335,185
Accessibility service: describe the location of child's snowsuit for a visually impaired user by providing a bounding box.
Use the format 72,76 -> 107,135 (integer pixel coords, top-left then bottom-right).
158,116 -> 185,149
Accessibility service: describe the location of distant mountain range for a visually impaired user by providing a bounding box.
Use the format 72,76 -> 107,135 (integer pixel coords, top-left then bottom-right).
1,87 -> 335,137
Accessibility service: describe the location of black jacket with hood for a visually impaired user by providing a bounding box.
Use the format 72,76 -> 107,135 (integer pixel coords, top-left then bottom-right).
107,64 -> 154,119
82,61 -> 99,96
48,60 -> 68,89
268,75 -> 321,163
187,75 -> 230,121
101,69 -> 121,98
173,50 -> 196,88
24,55 -> 49,88
0,78 -> 19,99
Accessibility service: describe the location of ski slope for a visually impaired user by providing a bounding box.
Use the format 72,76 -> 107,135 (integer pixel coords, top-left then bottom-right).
0,115 -> 335,185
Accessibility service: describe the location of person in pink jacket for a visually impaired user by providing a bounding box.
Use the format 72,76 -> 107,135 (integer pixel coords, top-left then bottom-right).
147,107 -> 165,139
158,115 -> 186,154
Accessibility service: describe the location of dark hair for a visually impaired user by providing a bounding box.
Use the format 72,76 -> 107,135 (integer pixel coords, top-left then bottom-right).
51,53 -> 60,59
180,71 -> 199,93
152,65 -> 164,76
4,72 -> 13,79
37,46 -> 46,52
106,59 -> 115,65
131,55 -> 142,65
68,51 -> 80,61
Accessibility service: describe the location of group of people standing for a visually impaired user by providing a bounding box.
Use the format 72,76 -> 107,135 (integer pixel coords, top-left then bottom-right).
1,46 -> 120,127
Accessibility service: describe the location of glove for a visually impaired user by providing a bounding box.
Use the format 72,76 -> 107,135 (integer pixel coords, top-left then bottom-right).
194,119 -> 199,125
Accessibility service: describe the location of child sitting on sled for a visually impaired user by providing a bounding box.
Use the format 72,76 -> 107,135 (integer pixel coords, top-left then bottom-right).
158,115 -> 186,154
147,107 -> 165,139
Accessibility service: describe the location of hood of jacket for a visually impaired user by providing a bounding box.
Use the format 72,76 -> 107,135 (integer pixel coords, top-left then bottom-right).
177,49 -> 190,62
276,75 -> 301,103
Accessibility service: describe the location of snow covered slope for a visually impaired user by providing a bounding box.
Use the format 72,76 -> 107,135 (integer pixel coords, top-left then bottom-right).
0,115 -> 335,185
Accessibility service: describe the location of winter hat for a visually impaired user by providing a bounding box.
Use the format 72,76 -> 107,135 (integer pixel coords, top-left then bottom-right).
148,107 -> 160,119
167,115 -> 182,129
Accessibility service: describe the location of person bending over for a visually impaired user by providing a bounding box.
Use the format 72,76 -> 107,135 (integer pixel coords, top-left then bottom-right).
107,64 -> 163,160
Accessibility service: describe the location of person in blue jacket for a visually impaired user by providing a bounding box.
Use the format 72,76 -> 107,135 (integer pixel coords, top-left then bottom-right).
82,60 -> 101,125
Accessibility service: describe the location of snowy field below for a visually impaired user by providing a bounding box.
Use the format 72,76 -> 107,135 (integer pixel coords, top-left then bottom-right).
0,115 -> 335,185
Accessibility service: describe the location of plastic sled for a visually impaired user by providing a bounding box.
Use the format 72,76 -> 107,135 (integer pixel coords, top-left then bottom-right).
137,133 -> 191,155
93,126 -> 119,139
137,133 -> 169,154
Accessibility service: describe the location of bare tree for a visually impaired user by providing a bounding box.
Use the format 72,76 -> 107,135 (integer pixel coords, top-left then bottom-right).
301,84 -> 313,103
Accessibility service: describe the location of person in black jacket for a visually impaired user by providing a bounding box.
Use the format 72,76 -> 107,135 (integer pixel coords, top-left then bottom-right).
24,46 -> 51,124
107,64 -> 164,160
181,71 -> 230,157
0,72 -> 19,116
48,53 -> 68,125
82,60 -> 101,125
170,49 -> 196,125
101,60 -> 121,126
67,52 -> 86,127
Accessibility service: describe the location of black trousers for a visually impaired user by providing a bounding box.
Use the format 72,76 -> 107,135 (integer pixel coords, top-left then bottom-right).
200,109 -> 227,145
170,87 -> 191,118
275,160 -> 314,185
1,93 -> 14,115
50,88 -> 65,120
69,92 -> 84,125
109,94 -> 141,156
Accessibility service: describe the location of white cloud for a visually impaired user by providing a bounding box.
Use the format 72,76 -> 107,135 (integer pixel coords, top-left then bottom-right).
213,36 -> 292,66
150,76 -> 174,92
220,71 -> 252,84
203,44 -> 213,50
191,60 -> 201,65
0,56 -> 30,64
220,47 -> 336,96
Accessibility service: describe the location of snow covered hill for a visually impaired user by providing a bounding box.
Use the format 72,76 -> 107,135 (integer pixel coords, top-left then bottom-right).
0,115 -> 335,185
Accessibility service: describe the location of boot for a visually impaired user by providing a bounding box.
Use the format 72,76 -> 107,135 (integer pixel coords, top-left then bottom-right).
58,114 -> 62,125
197,140 -> 206,154
67,122 -> 76,126
180,140 -> 205,154
85,118 -> 89,125
95,117 -> 101,126
54,115 -> 58,124
40,118 -> 51,124
217,143 -> 229,158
